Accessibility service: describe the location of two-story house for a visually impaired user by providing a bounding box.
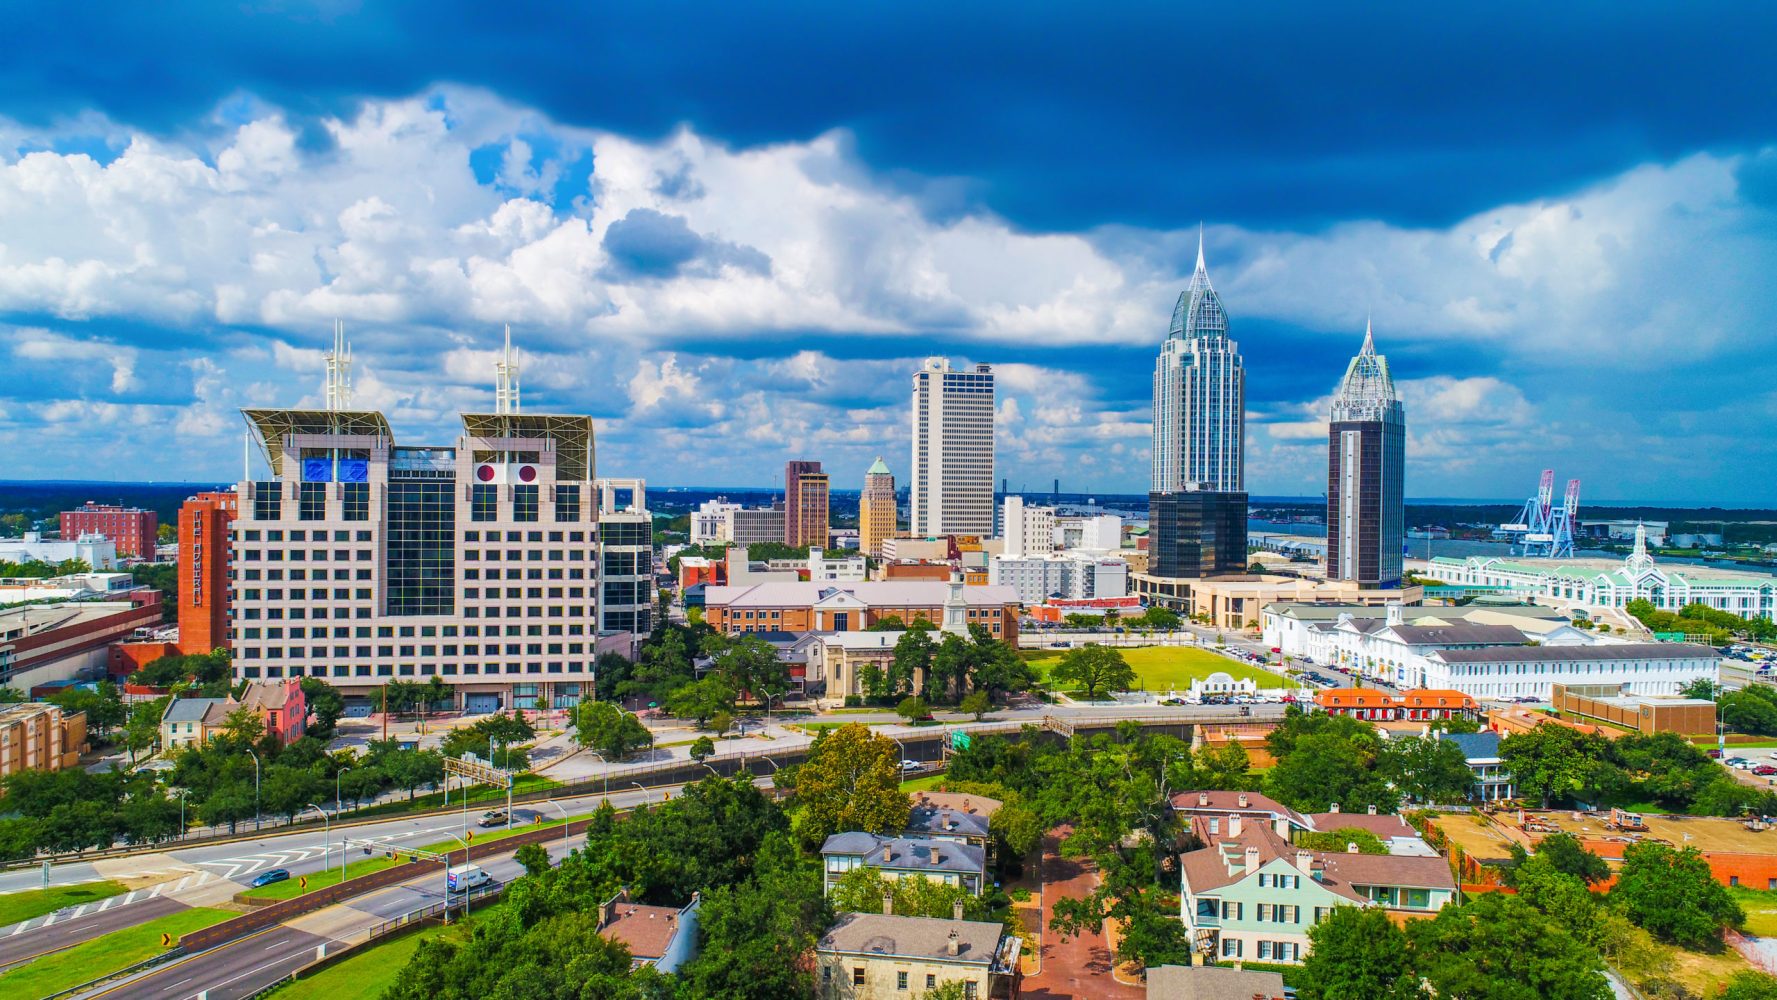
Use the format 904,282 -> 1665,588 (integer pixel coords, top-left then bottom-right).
816,906 -> 1022,1000
1438,731 -> 1515,802
906,791 -> 997,850
821,832 -> 988,897
1179,817 -> 1456,964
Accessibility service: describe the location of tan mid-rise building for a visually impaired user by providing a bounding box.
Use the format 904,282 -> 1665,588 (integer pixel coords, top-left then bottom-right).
859,458 -> 897,559
0,702 -> 87,777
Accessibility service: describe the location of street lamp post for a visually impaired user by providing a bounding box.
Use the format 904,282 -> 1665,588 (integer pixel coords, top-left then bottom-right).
335,766 -> 353,816
245,748 -> 261,831
702,762 -> 721,779
173,788 -> 189,841
631,781 -> 648,805
299,804 -> 329,878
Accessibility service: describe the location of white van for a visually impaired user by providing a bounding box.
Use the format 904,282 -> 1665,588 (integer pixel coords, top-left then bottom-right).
447,864 -> 490,893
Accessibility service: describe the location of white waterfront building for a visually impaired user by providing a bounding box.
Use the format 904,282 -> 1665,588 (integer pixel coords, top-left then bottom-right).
0,532 -> 119,571
1001,497 -> 1057,557
1424,524 -> 1776,622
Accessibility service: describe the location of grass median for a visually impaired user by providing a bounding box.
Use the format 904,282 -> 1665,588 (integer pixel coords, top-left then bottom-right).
0,879 -> 127,927
0,906 -> 233,997
268,916 -> 477,1000
238,856 -> 400,901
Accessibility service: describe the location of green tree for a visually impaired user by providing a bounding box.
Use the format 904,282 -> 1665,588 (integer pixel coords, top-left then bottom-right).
1263,710 -> 1398,813
0,686 -> 24,703
1296,827 -> 1390,855
1382,735 -> 1477,805
1508,832 -> 1610,885
869,615 -> 908,632
1139,606 -> 1181,631
1722,972 -> 1777,1000
1407,892 -> 1610,1000
573,701 -> 654,761
960,690 -> 992,721
48,682 -> 126,736
789,724 -> 910,846
896,695 -> 932,723
1611,842 -> 1744,948
964,624 -> 1033,700
925,633 -> 972,703
891,625 -> 936,699
1296,906 -> 1422,1000
1500,724 -> 1611,807
1047,643 -> 1136,700
261,764 -> 324,821
514,842 -> 551,878
689,735 -> 716,764
667,675 -> 737,728
918,983 -> 971,1000
830,869 -> 988,922
676,832 -> 830,1000
123,697 -> 166,763
298,676 -> 346,738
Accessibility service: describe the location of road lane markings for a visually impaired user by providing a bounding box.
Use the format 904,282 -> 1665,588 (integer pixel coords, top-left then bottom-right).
124,890 -> 139,904
69,905 -> 86,918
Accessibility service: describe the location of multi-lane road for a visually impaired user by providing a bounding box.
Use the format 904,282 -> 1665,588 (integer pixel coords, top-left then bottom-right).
0,785 -> 673,976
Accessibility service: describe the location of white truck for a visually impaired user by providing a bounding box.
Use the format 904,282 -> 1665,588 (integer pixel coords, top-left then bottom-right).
447,864 -> 490,893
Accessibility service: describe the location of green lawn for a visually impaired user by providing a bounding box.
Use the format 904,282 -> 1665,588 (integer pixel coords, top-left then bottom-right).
901,774 -> 946,794
0,879 -> 127,927
1729,887 -> 1777,936
1023,645 -> 1291,694
271,918 -> 474,1000
0,906 -> 233,997
239,857 -> 398,901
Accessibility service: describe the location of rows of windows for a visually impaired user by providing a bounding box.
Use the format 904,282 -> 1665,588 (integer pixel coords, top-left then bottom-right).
238,661 -> 592,679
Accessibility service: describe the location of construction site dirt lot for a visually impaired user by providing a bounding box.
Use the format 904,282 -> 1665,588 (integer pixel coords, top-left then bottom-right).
1426,811 -> 1527,863
1503,810 -> 1777,856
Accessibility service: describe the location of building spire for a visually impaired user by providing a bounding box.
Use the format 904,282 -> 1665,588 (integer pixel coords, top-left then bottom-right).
1195,221 -> 1206,273
1167,224 -> 1226,341
1361,314 -> 1375,355
494,324 -> 522,415
324,319 -> 353,412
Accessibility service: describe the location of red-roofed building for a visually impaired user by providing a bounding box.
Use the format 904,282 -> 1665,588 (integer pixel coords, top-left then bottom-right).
1314,688 -> 1399,721
596,889 -> 701,973
1399,690 -> 1479,722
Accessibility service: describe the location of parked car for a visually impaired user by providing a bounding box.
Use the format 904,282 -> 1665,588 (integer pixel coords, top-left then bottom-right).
1707,748 -> 1723,758
1754,765 -> 1777,776
250,868 -> 291,888
478,809 -> 508,828
900,759 -> 922,772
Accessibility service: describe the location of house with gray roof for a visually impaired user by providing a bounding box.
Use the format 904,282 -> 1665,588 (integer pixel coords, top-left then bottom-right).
1145,964 -> 1287,1000
821,832 -> 988,897
1438,730 -> 1514,801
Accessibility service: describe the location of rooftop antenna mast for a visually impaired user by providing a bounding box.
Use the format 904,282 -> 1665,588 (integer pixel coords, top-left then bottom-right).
324,319 -> 354,412
494,324 -> 522,415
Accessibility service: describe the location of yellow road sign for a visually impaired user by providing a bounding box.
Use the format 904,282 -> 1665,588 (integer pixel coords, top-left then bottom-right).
299,876 -> 308,889
160,933 -> 172,947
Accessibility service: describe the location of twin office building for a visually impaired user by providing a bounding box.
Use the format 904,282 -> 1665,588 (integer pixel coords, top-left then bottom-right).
1139,234 -> 1407,610
226,343 -> 651,712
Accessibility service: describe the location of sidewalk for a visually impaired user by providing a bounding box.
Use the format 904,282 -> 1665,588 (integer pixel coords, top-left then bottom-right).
1015,828 -> 1143,1000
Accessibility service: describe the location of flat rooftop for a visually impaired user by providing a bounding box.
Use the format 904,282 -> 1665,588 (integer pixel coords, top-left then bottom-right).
1507,809 -> 1777,857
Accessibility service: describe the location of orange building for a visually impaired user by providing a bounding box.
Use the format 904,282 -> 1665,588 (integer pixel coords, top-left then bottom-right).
1316,687 -> 1479,723
177,490 -> 237,656
784,460 -> 829,548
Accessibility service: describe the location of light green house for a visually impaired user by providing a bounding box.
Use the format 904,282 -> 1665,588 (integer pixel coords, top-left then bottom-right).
1178,816 -> 1457,964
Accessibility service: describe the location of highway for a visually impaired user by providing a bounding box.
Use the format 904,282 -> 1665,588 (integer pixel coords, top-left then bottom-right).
83,836 -> 557,1000
0,785 -> 673,971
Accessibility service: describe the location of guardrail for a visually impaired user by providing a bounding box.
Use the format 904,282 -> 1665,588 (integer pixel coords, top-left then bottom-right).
43,945 -> 188,1000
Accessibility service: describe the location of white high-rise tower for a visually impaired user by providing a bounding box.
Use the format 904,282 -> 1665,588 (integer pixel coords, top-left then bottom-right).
910,357 -> 995,537
1151,231 -> 1244,492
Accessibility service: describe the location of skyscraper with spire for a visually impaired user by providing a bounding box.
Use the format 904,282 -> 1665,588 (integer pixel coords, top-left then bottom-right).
1141,231 -> 1249,596
1327,320 -> 1406,587
1152,230 -> 1244,493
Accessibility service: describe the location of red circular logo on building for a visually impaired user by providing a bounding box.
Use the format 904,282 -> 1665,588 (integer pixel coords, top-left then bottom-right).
476,464 -> 497,482
517,465 -> 537,483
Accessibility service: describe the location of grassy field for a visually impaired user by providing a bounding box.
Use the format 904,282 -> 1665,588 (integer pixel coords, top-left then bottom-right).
0,879 -> 127,926
271,917 -> 476,999
900,774 -> 945,794
1730,887 -> 1777,936
0,906 -> 234,997
1022,645 -> 1290,694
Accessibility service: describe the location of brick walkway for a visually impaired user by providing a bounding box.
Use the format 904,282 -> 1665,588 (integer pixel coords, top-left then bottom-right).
1015,827 -> 1144,1000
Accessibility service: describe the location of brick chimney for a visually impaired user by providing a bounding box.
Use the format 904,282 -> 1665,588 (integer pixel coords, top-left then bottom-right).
1228,815 -> 1243,837
882,844 -> 893,863
1243,846 -> 1260,874
946,929 -> 960,956
1237,793 -> 1249,808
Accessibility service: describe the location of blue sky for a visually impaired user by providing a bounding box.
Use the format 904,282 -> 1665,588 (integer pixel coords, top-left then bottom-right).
1,3 -> 1775,503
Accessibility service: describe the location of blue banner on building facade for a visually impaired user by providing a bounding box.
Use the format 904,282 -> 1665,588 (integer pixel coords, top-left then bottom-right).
337,459 -> 369,482
301,458 -> 332,482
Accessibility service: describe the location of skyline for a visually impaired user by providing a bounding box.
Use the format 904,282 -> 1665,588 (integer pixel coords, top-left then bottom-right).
1,6 -> 1775,503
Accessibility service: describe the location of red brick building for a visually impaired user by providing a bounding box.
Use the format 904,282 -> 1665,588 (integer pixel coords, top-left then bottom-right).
784,460 -> 829,548
60,502 -> 158,559
177,491 -> 237,655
